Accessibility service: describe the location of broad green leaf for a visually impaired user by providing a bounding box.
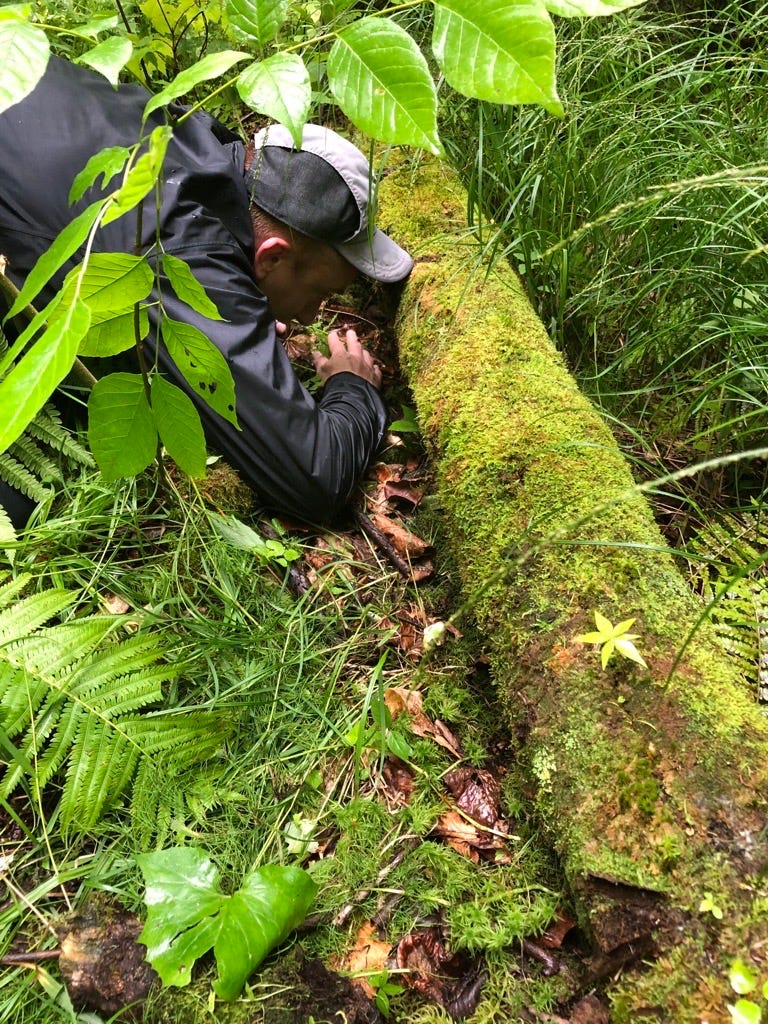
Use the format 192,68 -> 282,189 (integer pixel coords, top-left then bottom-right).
161,254 -> 225,321
151,375 -> 208,477
161,318 -> 239,428
594,610 -> 612,634
0,299 -> 91,451
69,145 -> 132,204
76,37 -> 133,87
209,514 -> 269,553
226,0 -> 288,46
5,200 -> 103,319
143,50 -> 250,121
728,1000 -> 762,1024
77,15 -> 119,37
237,54 -> 311,147
600,638 -> 614,669
78,306 -> 148,358
0,9 -> 50,116
730,959 -> 759,996
101,125 -> 172,226
88,373 -> 157,480
138,847 -> 316,999
544,0 -> 645,16
328,18 -> 441,155
432,0 -> 563,116
67,254 -> 153,314
213,866 -> 317,999
55,254 -> 153,357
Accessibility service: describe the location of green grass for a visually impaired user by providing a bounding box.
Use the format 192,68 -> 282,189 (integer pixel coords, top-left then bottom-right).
440,0 -> 768,481
0,464 -> 566,1024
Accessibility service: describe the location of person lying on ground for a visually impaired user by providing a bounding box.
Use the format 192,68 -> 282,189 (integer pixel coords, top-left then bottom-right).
0,55 -> 413,529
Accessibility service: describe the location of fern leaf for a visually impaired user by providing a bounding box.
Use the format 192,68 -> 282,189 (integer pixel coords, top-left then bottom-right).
8,436 -> 62,485
25,404 -> 95,468
0,452 -> 52,503
0,573 -> 32,611
0,588 -> 73,645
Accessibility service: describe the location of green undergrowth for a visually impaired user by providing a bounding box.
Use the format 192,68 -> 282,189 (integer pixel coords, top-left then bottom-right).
0,463 -> 578,1024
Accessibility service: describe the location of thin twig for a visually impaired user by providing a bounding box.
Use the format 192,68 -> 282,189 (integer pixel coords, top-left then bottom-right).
0,949 -> 60,965
353,507 -> 412,579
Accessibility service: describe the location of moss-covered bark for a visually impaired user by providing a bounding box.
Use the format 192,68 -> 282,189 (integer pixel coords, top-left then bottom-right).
378,154 -> 768,1022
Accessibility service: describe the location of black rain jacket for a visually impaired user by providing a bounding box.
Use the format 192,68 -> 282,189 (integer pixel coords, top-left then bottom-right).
0,57 -> 388,522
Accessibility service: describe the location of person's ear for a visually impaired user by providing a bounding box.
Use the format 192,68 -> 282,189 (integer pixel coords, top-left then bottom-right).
253,236 -> 292,282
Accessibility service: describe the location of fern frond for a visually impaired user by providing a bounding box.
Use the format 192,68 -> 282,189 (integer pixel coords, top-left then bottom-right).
691,509 -> 768,698
25,404 -> 94,468
0,586 -> 74,644
8,436 -> 62,485
0,573 -> 32,612
0,580 -> 228,832
0,452 -> 52,503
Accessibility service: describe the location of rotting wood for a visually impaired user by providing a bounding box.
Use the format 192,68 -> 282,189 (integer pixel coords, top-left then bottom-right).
378,154 -> 768,1022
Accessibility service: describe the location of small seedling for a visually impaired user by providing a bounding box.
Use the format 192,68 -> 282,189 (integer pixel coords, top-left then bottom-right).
575,611 -> 648,669
699,892 -> 724,919
727,957 -> 768,1023
369,970 -> 405,1019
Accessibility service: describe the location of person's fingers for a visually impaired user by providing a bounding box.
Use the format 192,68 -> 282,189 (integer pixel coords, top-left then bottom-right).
343,327 -> 362,353
275,320 -> 287,336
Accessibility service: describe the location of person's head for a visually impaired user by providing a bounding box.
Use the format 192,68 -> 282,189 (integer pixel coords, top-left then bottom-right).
246,124 -> 413,324
249,206 -> 360,325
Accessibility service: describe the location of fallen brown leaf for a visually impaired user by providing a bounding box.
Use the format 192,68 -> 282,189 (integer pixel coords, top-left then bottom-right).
443,766 -> 501,827
332,922 -> 393,998
385,687 -> 463,759
381,756 -> 416,808
395,926 -> 486,1019
369,512 -> 432,559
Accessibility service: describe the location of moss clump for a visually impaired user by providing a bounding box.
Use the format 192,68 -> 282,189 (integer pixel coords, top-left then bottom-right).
378,155 -> 768,1019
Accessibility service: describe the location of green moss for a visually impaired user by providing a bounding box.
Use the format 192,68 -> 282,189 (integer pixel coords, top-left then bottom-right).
378,154 -> 768,1019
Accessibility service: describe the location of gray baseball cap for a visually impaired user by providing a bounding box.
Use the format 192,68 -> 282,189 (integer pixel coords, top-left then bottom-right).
248,123 -> 414,284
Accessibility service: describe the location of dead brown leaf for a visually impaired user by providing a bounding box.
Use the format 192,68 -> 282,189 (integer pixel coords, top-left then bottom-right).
101,594 -> 130,615
539,909 -> 578,950
395,926 -> 486,1019
332,922 -> 393,998
385,687 -> 463,759
369,512 -> 432,559
381,756 -> 416,808
443,766 -> 501,827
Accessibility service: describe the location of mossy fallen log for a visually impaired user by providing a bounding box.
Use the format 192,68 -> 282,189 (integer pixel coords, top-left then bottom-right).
378,155 -> 768,1022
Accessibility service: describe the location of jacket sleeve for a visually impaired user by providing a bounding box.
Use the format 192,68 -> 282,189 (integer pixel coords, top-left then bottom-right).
149,244 -> 387,523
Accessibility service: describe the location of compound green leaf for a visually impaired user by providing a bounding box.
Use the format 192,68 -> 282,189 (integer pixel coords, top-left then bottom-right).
101,126 -> 172,226
161,318 -> 239,428
88,373 -> 157,480
432,0 -> 563,116
6,200 -> 103,320
137,847 -> 316,999
237,54 -> 311,147
143,50 -> 250,120
72,254 -> 153,314
544,0 -> 645,16
161,254 -> 225,321
0,7 -> 50,116
151,374 -> 208,478
69,146 -> 132,205
76,37 -> 133,87
226,0 -> 288,46
55,253 -> 152,357
328,17 -> 441,155
0,299 -> 91,451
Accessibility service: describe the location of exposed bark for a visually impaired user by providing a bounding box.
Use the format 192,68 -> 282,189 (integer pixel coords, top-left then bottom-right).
378,156 -> 768,1021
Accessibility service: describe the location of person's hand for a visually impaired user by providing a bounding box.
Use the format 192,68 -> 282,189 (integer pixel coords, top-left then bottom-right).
275,320 -> 287,336
312,328 -> 382,389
